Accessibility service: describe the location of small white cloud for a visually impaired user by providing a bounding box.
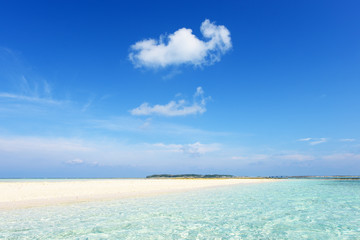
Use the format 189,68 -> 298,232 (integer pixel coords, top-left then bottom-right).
152,143 -> 183,151
81,97 -> 95,112
339,138 -> 356,142
298,138 -> 312,141
180,142 -> 219,157
298,137 -> 327,145
278,154 -> 314,161
139,118 -> 152,129
153,142 -> 219,157
130,87 -> 210,117
162,69 -> 182,80
309,138 -> 327,145
66,158 -> 84,165
129,19 -> 231,68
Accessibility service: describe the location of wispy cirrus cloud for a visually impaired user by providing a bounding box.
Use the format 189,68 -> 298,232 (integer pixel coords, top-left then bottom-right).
129,19 -> 232,68
339,138 -> 356,142
0,136 -> 220,170
231,153 -> 314,162
130,87 -> 210,117
152,142 -> 220,157
309,138 -> 327,145
231,154 -> 269,161
298,137 -> 327,145
231,151 -> 316,162
0,92 -> 63,105
90,116 -> 229,142
0,137 -> 93,153
1,134 -> 360,176
0,75 -> 65,106
298,138 -> 312,142
322,153 -> 360,161
65,158 -> 84,165
278,154 -> 315,161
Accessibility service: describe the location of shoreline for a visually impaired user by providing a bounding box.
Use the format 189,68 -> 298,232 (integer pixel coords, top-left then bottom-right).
0,178 -> 276,210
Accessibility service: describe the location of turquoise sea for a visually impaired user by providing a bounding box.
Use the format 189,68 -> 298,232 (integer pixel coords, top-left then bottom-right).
0,180 -> 359,239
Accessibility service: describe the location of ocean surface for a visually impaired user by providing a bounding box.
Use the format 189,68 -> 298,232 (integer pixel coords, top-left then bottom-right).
0,179 -> 359,239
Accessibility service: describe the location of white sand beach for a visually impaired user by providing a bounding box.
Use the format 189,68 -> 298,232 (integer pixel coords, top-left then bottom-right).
0,178 -> 274,209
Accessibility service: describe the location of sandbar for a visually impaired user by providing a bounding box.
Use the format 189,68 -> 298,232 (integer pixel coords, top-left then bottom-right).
0,178 -> 275,210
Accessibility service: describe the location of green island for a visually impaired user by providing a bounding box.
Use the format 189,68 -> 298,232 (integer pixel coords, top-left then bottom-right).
145,174 -> 277,179
146,174 -> 235,179
146,174 -> 360,180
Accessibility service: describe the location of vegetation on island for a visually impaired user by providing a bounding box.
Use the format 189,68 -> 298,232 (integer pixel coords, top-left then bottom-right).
146,174 -> 360,180
146,174 -> 234,179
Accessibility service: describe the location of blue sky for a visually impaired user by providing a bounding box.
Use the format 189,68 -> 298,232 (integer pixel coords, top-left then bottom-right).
0,0 -> 359,177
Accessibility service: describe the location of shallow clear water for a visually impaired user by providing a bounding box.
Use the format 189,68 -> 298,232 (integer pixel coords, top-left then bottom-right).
1,180 -> 359,239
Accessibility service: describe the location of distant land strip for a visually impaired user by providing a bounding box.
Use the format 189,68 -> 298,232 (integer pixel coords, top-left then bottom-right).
145,174 -> 274,179
146,174 -> 360,179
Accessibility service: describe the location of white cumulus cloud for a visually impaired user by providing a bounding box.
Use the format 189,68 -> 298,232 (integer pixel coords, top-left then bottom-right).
130,87 -> 210,117
129,19 -> 232,68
